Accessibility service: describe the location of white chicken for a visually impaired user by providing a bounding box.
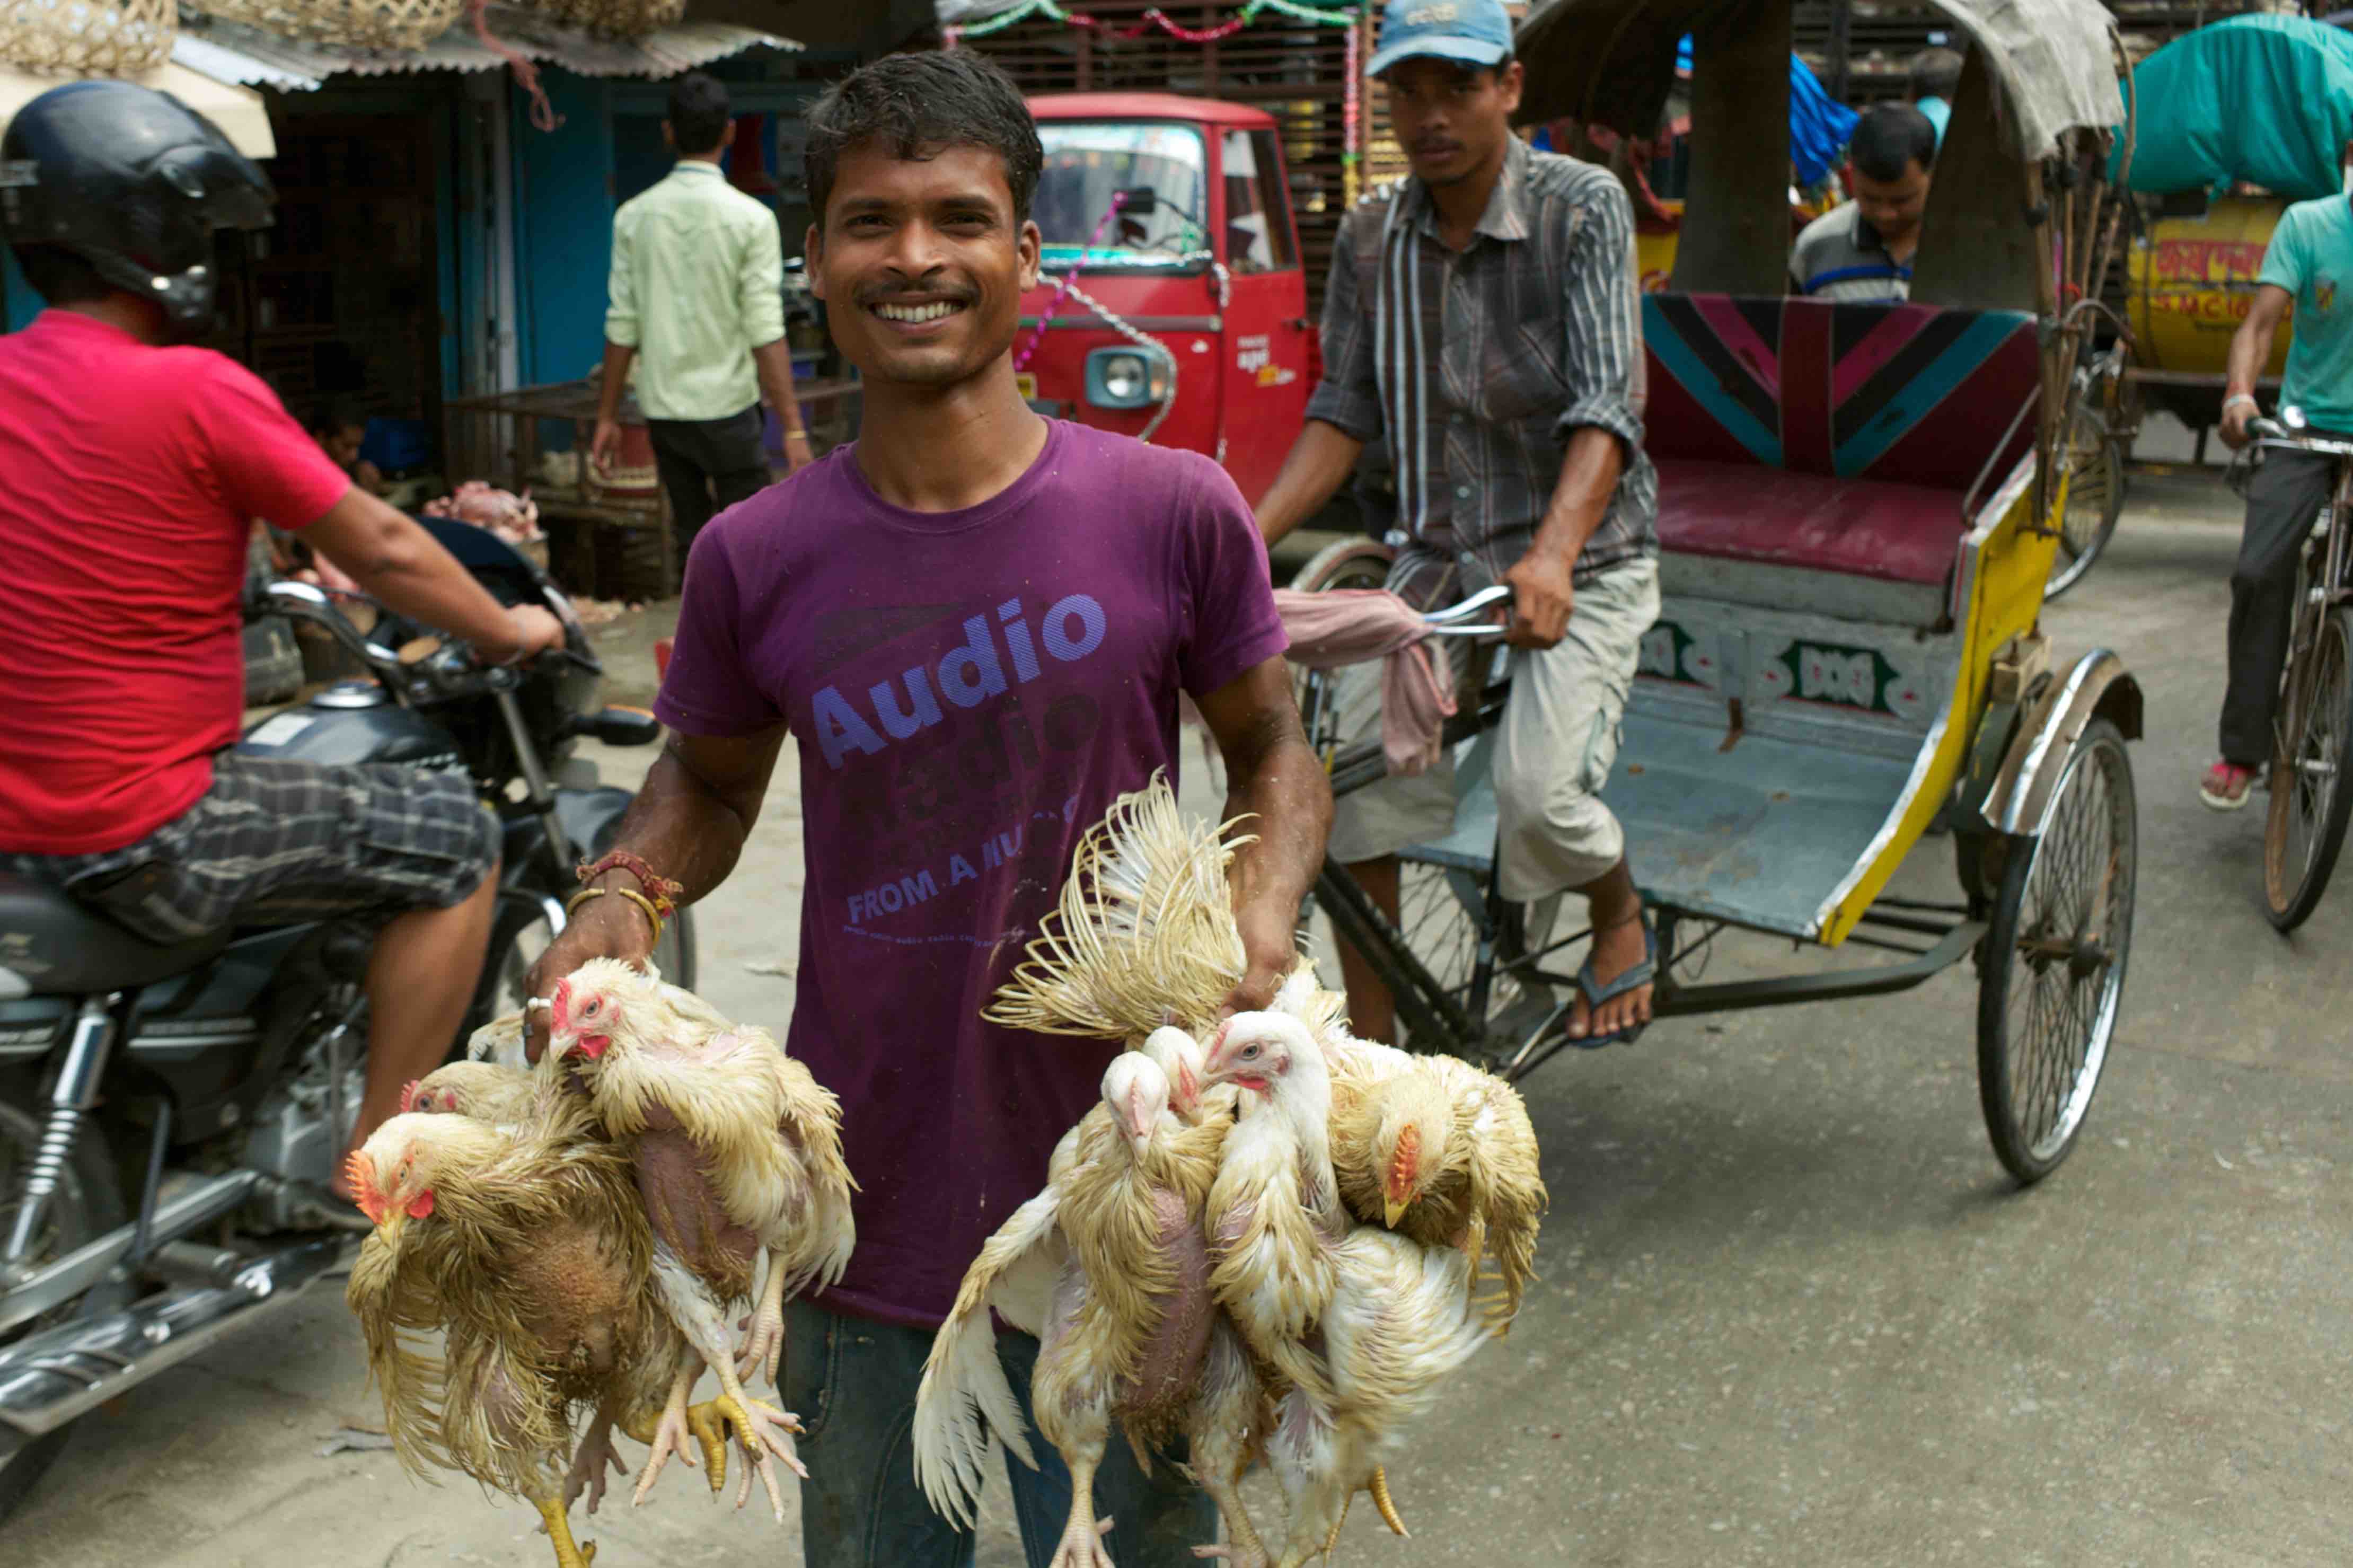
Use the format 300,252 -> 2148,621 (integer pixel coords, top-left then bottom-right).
1200,1010 -> 1493,1568
543,958 -> 858,1519
915,1045 -> 1267,1567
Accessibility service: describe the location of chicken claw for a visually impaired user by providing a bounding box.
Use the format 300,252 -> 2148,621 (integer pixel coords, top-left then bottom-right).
704,1393 -> 803,1523
1367,1467 -> 1408,1537
1191,1543 -> 1268,1567
532,1496 -> 598,1568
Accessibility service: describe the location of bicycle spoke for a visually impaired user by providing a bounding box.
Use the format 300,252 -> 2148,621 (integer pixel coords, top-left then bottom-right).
2005,736 -> 2127,1160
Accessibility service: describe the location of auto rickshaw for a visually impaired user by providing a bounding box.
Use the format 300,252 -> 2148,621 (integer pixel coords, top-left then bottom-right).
1011,93 -> 1316,506
2111,14 -> 2353,461
1294,0 -> 2142,1183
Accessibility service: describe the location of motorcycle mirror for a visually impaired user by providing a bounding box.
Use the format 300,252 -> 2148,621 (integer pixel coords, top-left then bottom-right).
1114,185 -> 1159,216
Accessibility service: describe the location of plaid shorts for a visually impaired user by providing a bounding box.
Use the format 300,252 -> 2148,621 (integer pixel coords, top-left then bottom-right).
2,753 -> 498,945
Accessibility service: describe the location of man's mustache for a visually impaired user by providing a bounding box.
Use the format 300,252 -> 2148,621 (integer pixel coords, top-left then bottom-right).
852,279 -> 981,306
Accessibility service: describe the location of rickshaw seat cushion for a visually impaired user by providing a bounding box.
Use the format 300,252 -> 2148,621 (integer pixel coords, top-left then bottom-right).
1652,460 -> 1963,587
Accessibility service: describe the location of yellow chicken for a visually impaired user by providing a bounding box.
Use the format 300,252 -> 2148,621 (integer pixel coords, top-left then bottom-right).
1199,1011 -> 1494,1568
345,1091 -> 688,1568
545,958 -> 857,1519
916,1048 -> 1271,1568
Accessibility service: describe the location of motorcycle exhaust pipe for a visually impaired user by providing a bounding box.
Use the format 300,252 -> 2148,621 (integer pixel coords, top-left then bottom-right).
0,1236 -> 349,1438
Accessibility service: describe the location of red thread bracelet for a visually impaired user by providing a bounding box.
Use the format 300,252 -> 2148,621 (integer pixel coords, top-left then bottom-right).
578,850 -> 684,917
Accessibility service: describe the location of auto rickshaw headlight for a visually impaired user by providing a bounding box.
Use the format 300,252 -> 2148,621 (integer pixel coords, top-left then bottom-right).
1086,347 -> 1173,410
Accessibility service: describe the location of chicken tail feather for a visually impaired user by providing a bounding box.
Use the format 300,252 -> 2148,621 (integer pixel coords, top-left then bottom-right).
982,772 -> 1257,1041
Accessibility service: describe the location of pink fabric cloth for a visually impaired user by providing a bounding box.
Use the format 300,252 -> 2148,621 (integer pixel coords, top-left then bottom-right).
1276,587 -> 1457,776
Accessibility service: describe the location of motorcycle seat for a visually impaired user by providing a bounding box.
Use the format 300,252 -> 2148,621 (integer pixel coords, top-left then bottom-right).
0,873 -> 231,996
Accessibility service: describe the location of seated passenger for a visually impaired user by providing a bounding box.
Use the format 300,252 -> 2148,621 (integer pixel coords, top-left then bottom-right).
1790,102 -> 1936,303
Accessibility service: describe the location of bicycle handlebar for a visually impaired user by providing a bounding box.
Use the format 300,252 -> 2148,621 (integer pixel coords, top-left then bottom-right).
1421,583 -> 1513,637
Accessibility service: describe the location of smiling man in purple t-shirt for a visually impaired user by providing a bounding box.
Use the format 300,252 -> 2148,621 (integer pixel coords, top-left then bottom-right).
526,49 -> 1329,1568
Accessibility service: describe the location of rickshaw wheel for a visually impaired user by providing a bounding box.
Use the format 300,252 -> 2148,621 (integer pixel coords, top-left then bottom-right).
1976,718 -> 2136,1185
1288,535 -> 1395,593
2045,400 -> 2123,600
2263,608 -> 2353,932
1390,869 -> 1559,1072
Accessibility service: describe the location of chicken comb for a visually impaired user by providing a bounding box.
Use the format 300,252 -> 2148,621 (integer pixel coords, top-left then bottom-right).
344,1150 -> 381,1222
1386,1123 -> 1422,1197
398,1079 -> 421,1116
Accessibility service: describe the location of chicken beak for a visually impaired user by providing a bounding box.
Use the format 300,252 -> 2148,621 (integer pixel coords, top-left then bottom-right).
1383,1196 -> 1409,1228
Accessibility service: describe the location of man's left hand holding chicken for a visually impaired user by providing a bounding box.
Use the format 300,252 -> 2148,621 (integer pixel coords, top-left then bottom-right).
522,48 -> 1330,1568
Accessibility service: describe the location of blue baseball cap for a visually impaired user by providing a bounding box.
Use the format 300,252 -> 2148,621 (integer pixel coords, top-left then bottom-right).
1367,0 -> 1514,80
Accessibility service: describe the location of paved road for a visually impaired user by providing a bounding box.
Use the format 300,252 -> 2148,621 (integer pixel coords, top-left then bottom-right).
13,462 -> 2352,1567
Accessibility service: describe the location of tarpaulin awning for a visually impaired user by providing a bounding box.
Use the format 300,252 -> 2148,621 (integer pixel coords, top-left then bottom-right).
1519,0 -> 2123,161
0,60 -> 274,156
174,5 -> 796,93
2111,15 -> 2353,200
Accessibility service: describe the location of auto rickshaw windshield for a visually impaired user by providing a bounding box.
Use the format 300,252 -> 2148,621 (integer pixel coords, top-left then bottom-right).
1034,121 -> 1210,270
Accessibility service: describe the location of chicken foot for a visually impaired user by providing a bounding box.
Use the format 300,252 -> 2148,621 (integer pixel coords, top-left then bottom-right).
1316,1470 -> 1410,1557
650,1248 -> 808,1519
566,1400 -> 632,1516
1050,1452 -> 1120,1568
531,1495 -> 598,1568
628,1366 -> 729,1505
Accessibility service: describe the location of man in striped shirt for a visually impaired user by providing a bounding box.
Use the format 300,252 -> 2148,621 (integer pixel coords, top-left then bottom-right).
1255,0 -> 1662,1049
1789,101 -> 1937,303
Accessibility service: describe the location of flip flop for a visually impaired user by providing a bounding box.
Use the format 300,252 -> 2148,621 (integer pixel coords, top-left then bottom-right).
1568,918 -> 1656,1049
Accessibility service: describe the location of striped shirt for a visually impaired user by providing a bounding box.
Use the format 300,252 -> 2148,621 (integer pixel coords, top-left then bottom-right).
1788,201 -> 1913,303
1304,136 -> 1656,582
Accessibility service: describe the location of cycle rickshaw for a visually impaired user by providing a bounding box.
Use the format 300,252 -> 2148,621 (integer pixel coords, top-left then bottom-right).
1289,0 -> 2142,1185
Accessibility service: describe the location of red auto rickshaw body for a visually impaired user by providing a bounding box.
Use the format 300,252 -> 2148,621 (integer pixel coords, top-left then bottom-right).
1019,93 -> 1316,504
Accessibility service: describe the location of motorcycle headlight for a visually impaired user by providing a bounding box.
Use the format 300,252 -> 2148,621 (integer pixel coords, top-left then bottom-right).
1085,346 -> 1173,410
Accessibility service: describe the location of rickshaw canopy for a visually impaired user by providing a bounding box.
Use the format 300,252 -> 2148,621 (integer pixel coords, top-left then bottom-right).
1517,0 -> 2123,161
2111,14 -> 2353,201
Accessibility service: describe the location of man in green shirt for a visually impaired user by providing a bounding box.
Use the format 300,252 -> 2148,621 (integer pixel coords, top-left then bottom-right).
593,72 -> 809,556
2209,184 -> 2353,809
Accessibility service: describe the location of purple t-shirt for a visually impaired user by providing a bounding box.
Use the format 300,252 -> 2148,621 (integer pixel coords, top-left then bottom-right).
655,419 -> 1287,1328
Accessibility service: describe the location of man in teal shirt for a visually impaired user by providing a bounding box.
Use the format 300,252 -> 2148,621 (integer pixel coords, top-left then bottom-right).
593,72 -> 808,557
2208,184 -> 2353,808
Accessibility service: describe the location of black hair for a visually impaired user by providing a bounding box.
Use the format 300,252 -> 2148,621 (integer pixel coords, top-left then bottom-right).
803,50 -> 1043,228
9,244 -> 110,307
307,395 -> 368,437
1908,47 -> 1964,103
667,72 -> 732,157
1850,101 -> 1937,183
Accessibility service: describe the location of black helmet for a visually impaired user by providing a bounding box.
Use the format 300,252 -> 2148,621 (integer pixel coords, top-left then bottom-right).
0,81 -> 274,335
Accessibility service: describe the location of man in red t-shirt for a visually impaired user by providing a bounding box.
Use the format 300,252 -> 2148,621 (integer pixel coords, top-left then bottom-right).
0,83 -> 568,1187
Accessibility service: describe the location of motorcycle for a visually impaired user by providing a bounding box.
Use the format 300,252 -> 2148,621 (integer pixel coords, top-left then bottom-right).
0,516 -> 691,1523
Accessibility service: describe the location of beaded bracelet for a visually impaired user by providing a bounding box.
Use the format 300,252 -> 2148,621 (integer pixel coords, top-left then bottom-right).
577,850 -> 684,918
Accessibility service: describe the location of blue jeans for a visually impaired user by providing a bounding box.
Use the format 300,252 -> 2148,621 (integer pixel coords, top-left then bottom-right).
780,1299 -> 1217,1567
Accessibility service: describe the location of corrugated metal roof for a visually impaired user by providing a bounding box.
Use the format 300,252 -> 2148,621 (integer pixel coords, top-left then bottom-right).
174,5 -> 797,92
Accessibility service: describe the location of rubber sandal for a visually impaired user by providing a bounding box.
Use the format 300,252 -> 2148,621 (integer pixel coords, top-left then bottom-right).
1568,918 -> 1656,1049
